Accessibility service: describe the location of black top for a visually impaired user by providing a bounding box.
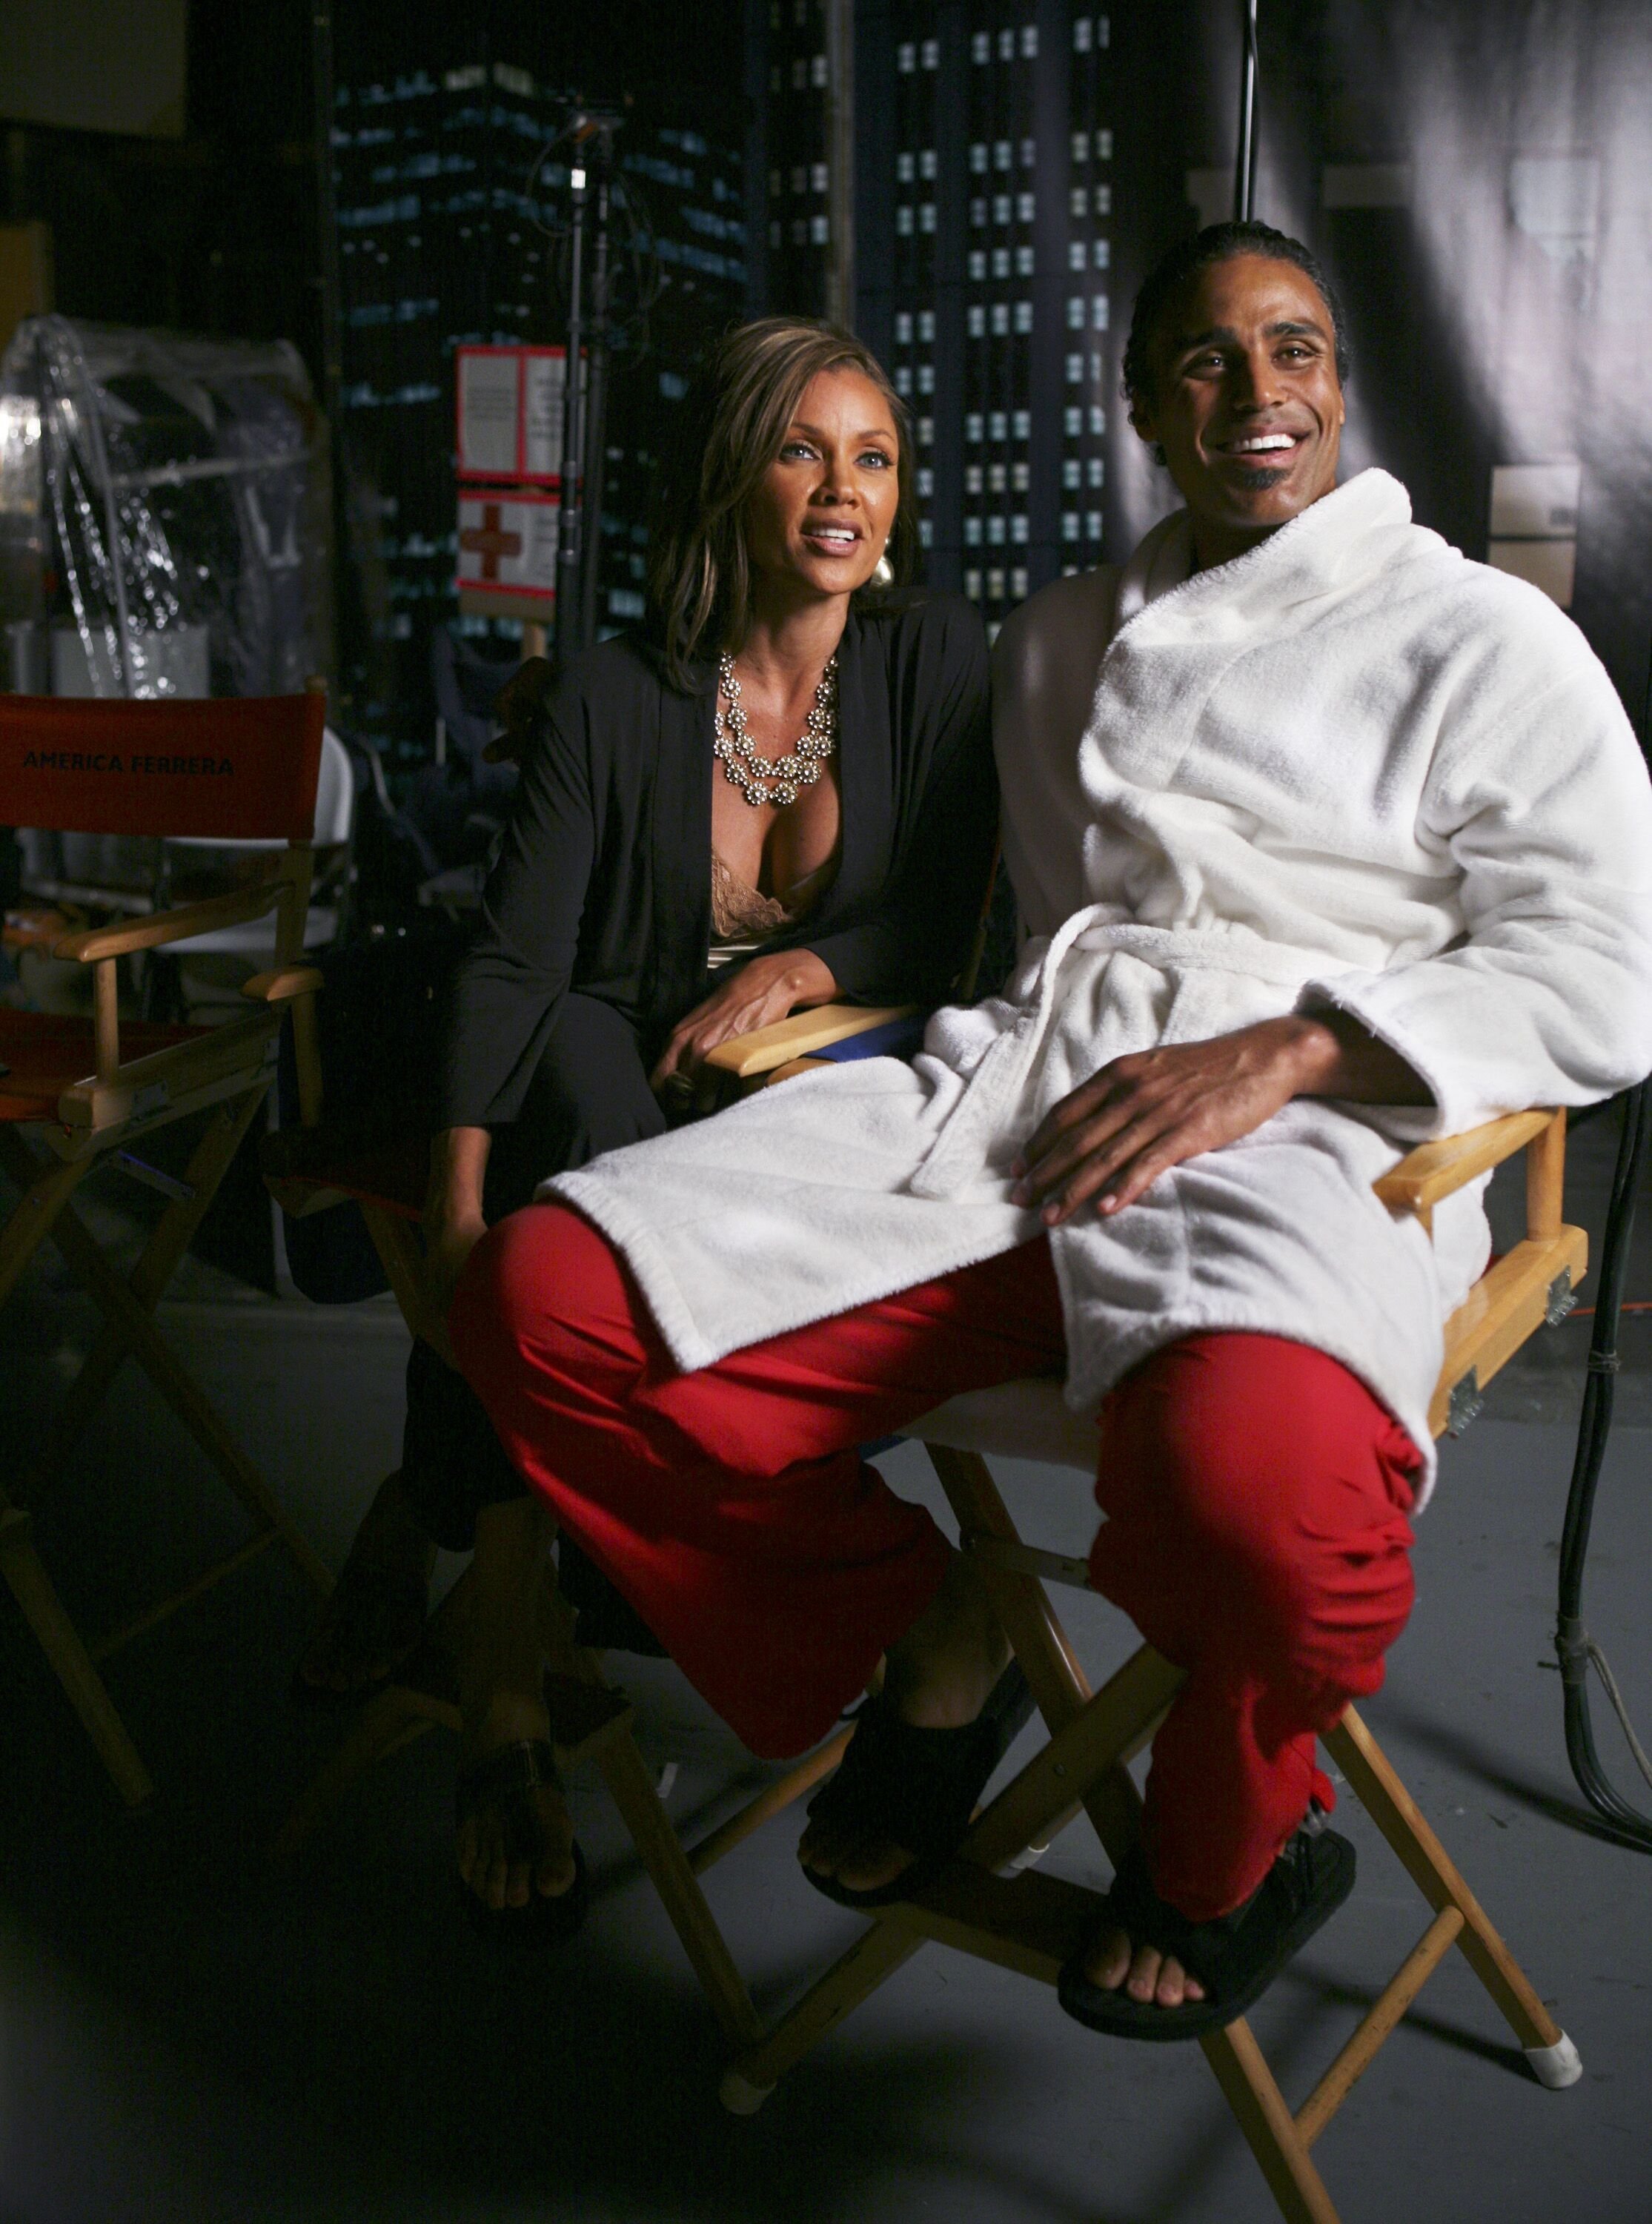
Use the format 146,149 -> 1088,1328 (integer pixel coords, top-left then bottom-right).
439,594 -> 996,1129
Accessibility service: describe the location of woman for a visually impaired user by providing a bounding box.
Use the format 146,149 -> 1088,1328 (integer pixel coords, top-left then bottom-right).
297,317 -> 996,1933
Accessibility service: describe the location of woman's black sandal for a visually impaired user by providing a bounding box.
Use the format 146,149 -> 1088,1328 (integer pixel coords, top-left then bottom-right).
456,1740 -> 588,1947
800,1662 -> 1036,1910
1057,1821 -> 1357,2042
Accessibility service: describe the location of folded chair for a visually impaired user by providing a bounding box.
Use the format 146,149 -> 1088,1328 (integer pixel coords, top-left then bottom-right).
711,1096 -> 1588,2224
262,1019 -> 883,2051
0,686 -> 333,1807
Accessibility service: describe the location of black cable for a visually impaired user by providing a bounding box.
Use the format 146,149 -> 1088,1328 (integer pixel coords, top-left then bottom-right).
1556,1077 -> 1652,1849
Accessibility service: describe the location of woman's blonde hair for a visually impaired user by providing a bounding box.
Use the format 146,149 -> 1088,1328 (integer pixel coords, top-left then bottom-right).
647,317 -> 918,686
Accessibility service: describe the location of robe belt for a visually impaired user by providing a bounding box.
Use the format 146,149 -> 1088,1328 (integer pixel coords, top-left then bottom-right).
907,918 -> 1329,1202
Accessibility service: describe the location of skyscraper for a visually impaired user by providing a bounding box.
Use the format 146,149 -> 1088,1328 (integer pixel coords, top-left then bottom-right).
331,27 -> 746,764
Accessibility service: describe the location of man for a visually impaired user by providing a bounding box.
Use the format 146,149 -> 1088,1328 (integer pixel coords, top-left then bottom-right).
448,224 -> 1652,2034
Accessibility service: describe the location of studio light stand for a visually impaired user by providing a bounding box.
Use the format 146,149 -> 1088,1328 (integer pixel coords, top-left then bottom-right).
552,106 -> 624,664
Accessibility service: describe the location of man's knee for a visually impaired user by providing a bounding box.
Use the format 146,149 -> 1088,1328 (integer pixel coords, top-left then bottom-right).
1094,1332 -> 1419,1641
451,1203 -> 618,1381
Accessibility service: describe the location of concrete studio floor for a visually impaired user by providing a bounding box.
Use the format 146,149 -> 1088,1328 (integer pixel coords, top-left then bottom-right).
1,1114 -> 1650,2224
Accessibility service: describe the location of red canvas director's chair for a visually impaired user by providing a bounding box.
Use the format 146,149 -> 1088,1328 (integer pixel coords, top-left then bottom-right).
0,685 -> 332,1807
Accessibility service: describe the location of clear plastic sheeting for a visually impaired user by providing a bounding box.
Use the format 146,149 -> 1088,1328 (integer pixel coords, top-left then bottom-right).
0,316 -> 330,702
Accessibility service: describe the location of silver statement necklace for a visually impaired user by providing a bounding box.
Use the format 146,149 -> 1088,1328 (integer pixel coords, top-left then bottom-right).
713,650 -> 837,808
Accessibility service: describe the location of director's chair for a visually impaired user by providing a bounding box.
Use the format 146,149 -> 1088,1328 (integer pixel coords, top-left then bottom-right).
707,1087 -> 1587,2224
261,1024 -> 888,2051
0,687 -> 333,1807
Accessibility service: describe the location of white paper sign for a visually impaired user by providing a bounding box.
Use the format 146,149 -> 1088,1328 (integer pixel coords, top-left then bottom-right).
523,351 -> 567,480
456,352 -> 520,480
456,345 -> 568,483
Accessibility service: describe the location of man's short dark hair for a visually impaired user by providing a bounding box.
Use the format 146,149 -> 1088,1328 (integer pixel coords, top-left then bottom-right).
1121,221 -> 1350,407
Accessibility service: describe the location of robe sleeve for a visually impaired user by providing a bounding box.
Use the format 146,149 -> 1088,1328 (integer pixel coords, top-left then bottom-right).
800,598 -> 998,1003
437,703 -> 595,1129
1302,641 -> 1652,1138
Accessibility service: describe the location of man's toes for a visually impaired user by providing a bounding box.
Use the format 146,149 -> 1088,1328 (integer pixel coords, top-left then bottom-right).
1125,1943 -> 1164,2003
1081,1926 -> 1133,1992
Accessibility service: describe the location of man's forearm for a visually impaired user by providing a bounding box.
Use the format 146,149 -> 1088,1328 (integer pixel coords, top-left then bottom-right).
1281,1010 -> 1433,1106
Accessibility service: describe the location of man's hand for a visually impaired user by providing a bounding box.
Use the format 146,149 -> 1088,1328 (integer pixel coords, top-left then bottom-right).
1011,1012 -> 1430,1225
650,949 -> 837,1111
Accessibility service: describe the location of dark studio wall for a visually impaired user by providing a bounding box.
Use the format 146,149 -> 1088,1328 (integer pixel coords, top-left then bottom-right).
763,0 -> 1649,717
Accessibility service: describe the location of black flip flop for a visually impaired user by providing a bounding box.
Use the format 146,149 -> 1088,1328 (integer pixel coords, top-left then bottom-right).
800,1662 -> 1036,1910
289,1561 -> 429,1708
456,1738 -> 588,1947
1058,1822 -> 1357,2042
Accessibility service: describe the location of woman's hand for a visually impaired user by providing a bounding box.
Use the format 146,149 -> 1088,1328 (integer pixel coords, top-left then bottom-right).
421,1127 -> 493,1352
650,949 -> 837,1111
1011,1012 -> 1430,1225
482,656 -> 555,765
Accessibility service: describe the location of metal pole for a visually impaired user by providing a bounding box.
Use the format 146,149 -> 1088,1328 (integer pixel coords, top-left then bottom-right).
1233,0 -> 1260,223
578,122 -> 617,652
823,0 -> 856,326
311,1 -> 345,701
554,131 -> 589,663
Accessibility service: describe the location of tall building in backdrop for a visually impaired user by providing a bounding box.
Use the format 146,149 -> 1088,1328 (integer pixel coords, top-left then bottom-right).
331,48 -> 746,764
753,1 -> 1122,636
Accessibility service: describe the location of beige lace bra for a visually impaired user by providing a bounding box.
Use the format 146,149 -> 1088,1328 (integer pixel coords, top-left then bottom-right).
708,849 -> 837,969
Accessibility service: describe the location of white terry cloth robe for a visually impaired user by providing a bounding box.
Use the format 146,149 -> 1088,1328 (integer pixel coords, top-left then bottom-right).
551,470 -> 1652,1501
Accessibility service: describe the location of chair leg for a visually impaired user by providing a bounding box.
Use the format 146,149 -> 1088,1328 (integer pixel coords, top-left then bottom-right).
0,1131 -> 94,1312
11,1092 -> 270,1502
596,1726 -> 765,2050
359,1202 -> 432,1344
1324,1706 -> 1577,2077
271,1684 -> 452,1861
1202,2019 -> 1343,2224
0,1498 -> 154,1807
39,1182 -> 331,1597
928,1445 -> 1150,1861
685,1724 -> 854,1876
721,1916 -> 926,2112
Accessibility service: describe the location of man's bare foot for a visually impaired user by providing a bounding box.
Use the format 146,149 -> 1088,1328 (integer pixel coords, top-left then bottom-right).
451,1497 -> 577,1913
1078,1927 -> 1206,2008
296,1472 -> 435,1694
798,1544 -> 1012,1896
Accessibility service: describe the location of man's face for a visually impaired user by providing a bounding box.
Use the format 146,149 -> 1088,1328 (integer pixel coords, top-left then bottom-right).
1130,255 -> 1345,555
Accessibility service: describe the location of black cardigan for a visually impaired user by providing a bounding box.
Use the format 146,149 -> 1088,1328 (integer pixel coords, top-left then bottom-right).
439,594 -> 996,1129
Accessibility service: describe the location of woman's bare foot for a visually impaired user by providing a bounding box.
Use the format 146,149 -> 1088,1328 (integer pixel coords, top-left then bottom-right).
1078,1929 -> 1205,2008
451,1497 -> 577,1912
296,1473 -> 435,1694
797,1544 -> 1010,1896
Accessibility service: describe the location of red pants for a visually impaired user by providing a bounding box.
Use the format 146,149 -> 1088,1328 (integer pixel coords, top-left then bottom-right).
451,1206 -> 1421,1919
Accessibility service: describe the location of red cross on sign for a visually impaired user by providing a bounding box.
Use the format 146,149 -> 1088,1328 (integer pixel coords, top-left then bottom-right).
458,503 -> 524,581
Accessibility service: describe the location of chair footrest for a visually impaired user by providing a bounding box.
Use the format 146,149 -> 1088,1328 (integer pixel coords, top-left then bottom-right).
894,1858 -> 1103,1985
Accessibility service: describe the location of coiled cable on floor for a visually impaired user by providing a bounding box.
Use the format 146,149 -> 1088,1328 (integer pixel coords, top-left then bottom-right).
1556,1076 -> 1652,1850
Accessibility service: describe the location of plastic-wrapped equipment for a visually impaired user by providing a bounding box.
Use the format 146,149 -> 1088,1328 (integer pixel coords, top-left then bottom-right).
0,315 -> 331,703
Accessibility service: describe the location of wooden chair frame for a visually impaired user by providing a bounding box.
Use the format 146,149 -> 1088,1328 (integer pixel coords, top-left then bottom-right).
709,1102 -> 1587,2224
268,1013 -> 875,2053
1,688 -> 333,1807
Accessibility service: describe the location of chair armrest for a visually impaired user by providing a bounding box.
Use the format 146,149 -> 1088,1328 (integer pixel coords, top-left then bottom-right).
242,967 -> 324,1005
53,882 -> 283,962
1373,1109 -> 1556,1217
702,1004 -> 918,1079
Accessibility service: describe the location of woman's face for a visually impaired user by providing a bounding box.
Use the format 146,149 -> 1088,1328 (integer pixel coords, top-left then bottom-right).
743,368 -> 901,603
